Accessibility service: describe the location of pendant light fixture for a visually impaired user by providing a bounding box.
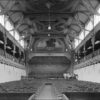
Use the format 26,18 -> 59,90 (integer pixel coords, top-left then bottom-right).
48,7 -> 51,30
46,2 -> 52,30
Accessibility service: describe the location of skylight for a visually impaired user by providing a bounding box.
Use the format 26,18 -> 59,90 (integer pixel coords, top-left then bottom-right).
75,39 -> 79,47
75,5 -> 100,48
15,31 -> 20,41
0,9 -> 24,48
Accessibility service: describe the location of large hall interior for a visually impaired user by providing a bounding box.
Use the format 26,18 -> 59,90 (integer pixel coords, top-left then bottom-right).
0,0 -> 100,99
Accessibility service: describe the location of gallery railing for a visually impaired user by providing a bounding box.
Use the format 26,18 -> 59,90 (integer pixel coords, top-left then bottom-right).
75,49 -> 100,65
0,48 -> 25,65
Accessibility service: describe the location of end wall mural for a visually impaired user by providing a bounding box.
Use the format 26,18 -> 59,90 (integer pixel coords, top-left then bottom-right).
35,38 -> 65,52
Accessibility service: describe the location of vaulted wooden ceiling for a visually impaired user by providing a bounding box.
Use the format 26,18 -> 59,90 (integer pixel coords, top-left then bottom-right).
0,0 -> 99,48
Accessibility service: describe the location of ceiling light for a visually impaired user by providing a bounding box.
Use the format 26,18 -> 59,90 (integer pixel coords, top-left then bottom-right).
46,2 -> 51,9
48,34 -> 50,36
48,25 -> 51,30
66,49 -> 68,51
87,46 -> 92,49
31,49 -> 32,51
75,59 -> 78,62
47,2 -> 52,31
95,40 -> 100,44
0,40 -> 4,44
6,46 -> 11,49
22,35 -> 25,38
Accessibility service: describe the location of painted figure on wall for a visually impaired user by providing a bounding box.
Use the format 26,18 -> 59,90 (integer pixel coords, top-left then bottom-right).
36,38 -> 64,52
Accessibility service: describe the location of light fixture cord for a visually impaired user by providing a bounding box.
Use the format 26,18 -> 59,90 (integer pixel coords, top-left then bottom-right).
48,6 -> 51,27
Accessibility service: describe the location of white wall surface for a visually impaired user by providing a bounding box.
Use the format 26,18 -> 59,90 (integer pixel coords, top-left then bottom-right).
0,63 -> 26,83
74,63 -> 100,83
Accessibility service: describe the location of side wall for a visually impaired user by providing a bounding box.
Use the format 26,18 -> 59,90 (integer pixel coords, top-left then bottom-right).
0,63 -> 26,83
74,63 -> 100,83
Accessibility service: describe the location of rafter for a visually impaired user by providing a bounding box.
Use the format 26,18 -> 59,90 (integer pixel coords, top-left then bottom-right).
81,0 -> 96,15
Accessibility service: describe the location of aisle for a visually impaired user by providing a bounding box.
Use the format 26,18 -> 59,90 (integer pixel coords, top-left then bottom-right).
35,83 -> 58,100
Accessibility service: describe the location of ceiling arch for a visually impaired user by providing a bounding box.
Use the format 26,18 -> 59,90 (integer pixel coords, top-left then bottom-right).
0,0 -> 99,49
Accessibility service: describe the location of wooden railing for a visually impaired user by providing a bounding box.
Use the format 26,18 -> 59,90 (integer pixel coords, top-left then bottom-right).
0,48 -> 5,57
6,53 -> 13,60
75,49 -> 100,65
0,48 -> 25,66
34,47 -> 64,53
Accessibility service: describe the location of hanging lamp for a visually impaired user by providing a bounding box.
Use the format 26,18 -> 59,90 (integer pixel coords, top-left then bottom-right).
46,2 -> 52,30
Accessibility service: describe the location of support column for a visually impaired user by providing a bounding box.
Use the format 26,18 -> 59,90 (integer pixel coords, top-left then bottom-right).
23,50 -> 25,65
91,15 -> 95,57
68,49 -> 75,76
3,32 -> 7,58
12,44 -> 16,62
64,35 -> 72,50
3,16 -> 7,58
83,28 -> 86,60
29,36 -> 34,49
91,34 -> 95,57
64,35 -> 75,76
83,44 -> 86,60
25,37 -> 35,76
